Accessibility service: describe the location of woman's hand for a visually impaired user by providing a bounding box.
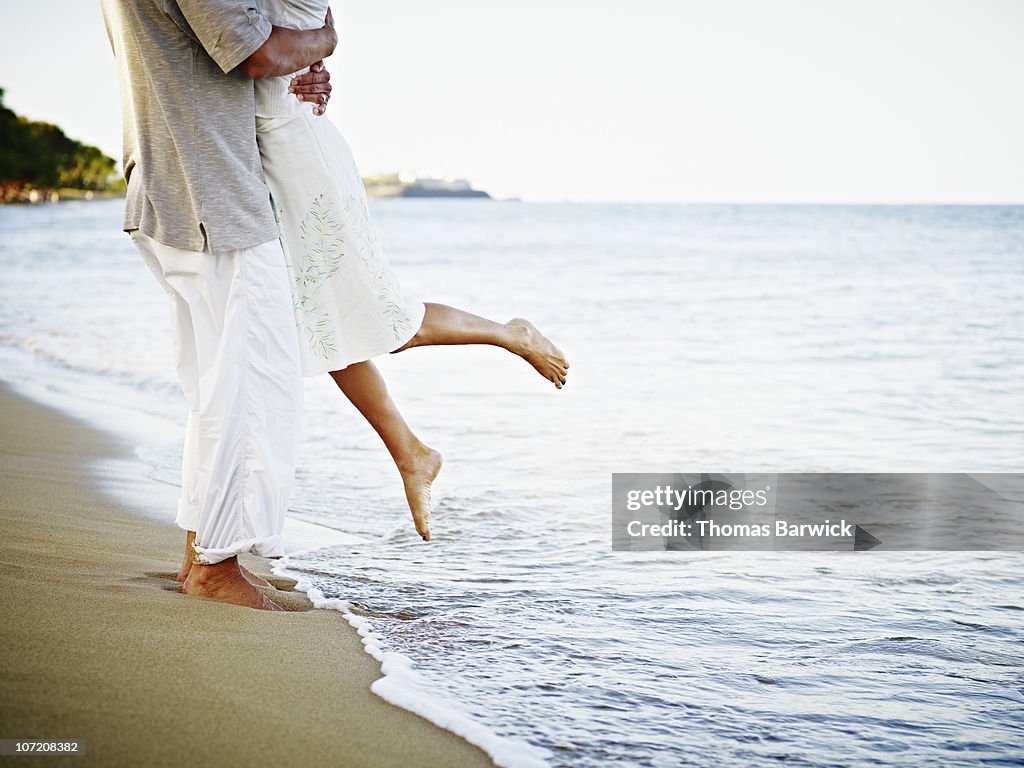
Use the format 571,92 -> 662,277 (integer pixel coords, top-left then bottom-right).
287,7 -> 335,115
289,61 -> 333,116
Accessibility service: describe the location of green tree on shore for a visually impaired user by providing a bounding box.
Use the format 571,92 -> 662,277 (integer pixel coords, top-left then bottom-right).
0,87 -> 122,202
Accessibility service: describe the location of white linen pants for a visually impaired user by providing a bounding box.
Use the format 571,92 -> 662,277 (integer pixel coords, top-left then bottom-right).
132,232 -> 303,565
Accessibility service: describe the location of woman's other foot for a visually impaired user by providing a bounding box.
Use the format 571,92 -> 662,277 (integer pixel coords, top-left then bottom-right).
398,443 -> 443,541
506,318 -> 569,388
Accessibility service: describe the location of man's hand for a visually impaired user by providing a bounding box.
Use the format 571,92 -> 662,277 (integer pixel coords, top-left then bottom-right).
289,62 -> 332,116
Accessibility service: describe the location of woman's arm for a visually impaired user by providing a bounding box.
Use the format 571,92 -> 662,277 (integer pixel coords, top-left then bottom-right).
238,7 -> 337,79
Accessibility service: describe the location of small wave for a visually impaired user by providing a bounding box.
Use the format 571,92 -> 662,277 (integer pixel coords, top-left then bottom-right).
0,335 -> 179,398
272,561 -> 552,768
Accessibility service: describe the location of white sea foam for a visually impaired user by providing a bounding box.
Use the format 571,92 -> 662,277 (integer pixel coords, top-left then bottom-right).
272,560 -> 552,768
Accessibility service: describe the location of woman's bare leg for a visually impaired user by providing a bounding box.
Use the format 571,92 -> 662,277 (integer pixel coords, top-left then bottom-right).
330,305 -> 564,539
330,361 -> 442,541
395,303 -> 570,388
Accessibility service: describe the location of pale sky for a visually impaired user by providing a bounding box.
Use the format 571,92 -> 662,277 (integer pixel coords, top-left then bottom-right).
2,0 -> 1022,202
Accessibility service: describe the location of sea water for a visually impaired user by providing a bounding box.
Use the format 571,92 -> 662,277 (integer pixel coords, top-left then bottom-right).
1,200 -> 1022,766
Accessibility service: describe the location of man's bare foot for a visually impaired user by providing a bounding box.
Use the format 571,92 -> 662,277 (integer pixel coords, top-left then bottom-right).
176,532 -> 272,587
506,318 -> 570,388
398,443 -> 443,541
182,557 -> 282,611
175,531 -> 199,583
176,560 -> 272,587
240,567 -> 273,588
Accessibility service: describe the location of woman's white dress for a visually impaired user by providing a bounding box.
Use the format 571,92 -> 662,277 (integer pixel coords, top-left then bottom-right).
255,0 -> 424,376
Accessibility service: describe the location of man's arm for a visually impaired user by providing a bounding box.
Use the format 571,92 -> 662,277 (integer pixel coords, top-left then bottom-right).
238,8 -> 337,79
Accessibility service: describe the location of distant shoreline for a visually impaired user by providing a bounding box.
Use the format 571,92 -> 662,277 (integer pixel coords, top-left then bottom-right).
1,179 -> 495,204
363,173 -> 491,199
0,187 -> 125,205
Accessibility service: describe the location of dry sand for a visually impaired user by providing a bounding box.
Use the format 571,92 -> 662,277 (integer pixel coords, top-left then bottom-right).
0,384 -> 492,767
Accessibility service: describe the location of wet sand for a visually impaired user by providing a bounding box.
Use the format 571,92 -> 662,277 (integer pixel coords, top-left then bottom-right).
0,384 -> 492,767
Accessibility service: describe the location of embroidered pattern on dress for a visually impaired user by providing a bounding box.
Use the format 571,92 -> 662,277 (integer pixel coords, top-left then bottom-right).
285,179 -> 416,363
342,192 -> 413,341
295,193 -> 346,358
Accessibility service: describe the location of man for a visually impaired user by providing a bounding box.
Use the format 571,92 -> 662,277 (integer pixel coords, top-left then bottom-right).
101,0 -> 336,610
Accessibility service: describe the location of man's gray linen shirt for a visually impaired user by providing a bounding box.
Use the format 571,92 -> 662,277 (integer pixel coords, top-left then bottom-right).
102,0 -> 279,254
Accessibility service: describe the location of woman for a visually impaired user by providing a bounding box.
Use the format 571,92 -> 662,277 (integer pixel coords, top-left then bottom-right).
254,0 -> 569,541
